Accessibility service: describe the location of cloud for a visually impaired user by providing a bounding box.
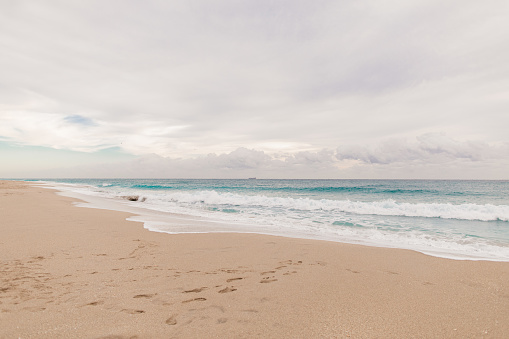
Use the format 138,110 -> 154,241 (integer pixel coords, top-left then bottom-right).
17,134 -> 504,180
0,1 -> 508,178
336,133 -> 509,164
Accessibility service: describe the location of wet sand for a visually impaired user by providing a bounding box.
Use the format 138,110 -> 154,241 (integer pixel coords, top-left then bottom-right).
1,180 -> 509,338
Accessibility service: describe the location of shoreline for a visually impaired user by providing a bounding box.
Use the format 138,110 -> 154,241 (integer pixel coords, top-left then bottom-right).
1,180 -> 509,338
39,179 -> 509,262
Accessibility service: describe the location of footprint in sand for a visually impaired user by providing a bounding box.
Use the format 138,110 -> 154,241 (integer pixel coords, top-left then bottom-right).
166,314 -> 178,325
183,287 -> 208,293
218,286 -> 237,293
182,297 -> 207,303
121,309 -> 145,314
133,294 -> 155,299
260,271 -> 276,275
283,271 -> 298,276
226,277 -> 243,282
84,300 -> 104,306
259,277 -> 278,284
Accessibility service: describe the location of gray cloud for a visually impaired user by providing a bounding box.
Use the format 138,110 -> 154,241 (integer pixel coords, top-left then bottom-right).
337,133 -> 509,164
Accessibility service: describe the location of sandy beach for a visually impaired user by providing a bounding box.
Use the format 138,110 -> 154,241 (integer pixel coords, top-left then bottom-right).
1,181 -> 508,338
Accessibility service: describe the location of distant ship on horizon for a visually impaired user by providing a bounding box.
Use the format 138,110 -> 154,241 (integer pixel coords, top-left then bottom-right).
248,177 -> 256,180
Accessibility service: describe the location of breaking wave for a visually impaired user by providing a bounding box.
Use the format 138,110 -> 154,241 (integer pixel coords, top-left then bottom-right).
154,190 -> 509,222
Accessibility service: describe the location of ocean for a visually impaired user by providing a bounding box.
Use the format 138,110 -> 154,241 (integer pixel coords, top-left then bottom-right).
32,179 -> 509,262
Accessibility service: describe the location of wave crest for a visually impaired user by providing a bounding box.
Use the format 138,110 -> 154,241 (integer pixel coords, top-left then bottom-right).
160,190 -> 509,222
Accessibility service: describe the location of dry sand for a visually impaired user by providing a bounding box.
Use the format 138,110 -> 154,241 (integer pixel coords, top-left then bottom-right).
1,180 -> 508,338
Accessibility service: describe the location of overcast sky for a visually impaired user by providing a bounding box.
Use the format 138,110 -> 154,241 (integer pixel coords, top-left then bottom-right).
1,0 -> 508,179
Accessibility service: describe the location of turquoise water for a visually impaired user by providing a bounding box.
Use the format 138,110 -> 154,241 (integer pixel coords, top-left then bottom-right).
32,179 -> 509,261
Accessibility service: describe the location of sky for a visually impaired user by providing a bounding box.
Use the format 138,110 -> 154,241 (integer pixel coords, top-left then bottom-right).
1,0 -> 508,179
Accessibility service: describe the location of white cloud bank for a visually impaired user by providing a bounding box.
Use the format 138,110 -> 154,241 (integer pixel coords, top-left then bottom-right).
25,134 -> 506,180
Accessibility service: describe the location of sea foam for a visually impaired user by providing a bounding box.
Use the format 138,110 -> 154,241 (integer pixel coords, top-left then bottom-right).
38,179 -> 509,262
140,190 -> 509,222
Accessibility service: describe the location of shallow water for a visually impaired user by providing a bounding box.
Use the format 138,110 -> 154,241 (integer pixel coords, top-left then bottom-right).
32,179 -> 509,261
